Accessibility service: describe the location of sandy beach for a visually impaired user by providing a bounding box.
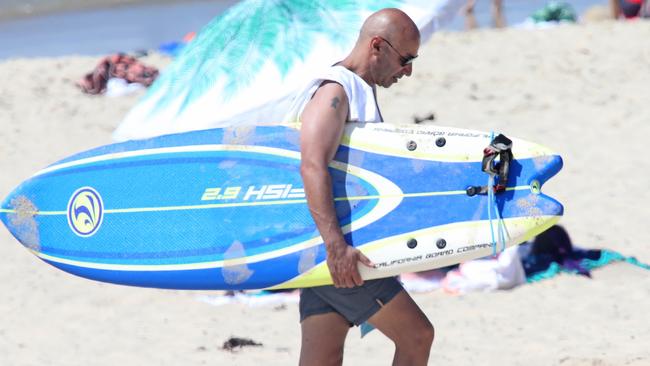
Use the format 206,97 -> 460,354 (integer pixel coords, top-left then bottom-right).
1,16 -> 649,366
0,0 -> 191,21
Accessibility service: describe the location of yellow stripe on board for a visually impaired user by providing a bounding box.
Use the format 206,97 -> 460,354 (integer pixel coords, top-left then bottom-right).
268,215 -> 561,289
25,216 -> 560,283
339,124 -> 558,162
341,135 -> 475,162
0,185 -> 529,217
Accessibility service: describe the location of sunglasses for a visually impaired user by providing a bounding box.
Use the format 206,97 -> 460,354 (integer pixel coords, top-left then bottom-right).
378,36 -> 417,67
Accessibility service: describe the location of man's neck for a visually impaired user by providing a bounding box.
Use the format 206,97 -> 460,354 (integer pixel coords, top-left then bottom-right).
337,56 -> 375,88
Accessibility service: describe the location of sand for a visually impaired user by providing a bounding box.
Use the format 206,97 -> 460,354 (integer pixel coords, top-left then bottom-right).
0,0 -> 193,21
1,19 -> 649,366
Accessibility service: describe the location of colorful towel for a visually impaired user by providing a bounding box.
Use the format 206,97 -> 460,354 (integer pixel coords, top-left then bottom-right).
525,249 -> 650,282
77,54 -> 159,95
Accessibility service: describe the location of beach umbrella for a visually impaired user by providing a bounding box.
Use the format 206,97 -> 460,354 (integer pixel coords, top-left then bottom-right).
113,0 -> 464,141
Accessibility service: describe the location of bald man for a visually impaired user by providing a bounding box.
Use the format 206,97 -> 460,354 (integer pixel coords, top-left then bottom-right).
285,8 -> 434,366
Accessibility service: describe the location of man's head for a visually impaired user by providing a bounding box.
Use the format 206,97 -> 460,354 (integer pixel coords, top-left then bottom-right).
355,8 -> 420,88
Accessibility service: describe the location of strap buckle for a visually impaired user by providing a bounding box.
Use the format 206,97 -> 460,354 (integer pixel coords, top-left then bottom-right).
467,134 -> 513,196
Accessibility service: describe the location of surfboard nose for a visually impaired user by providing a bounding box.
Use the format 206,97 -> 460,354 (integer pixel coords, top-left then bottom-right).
545,194 -> 564,217
536,154 -> 563,186
0,189 -> 42,253
535,154 -> 564,217
0,193 -> 8,229
1,190 -> 15,231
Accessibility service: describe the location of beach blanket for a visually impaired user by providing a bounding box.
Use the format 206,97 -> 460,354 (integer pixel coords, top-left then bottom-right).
524,249 -> 650,282
442,245 -> 649,293
112,0 -> 466,141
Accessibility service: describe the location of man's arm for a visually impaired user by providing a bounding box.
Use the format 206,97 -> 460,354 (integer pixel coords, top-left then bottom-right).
300,81 -> 373,288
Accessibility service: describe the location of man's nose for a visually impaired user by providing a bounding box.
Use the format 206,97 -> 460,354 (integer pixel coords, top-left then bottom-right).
403,63 -> 413,77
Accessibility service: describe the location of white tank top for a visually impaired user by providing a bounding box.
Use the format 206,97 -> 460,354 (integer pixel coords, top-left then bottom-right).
283,65 -> 383,123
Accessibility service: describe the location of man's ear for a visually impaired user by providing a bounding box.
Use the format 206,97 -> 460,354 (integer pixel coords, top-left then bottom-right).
370,36 -> 382,53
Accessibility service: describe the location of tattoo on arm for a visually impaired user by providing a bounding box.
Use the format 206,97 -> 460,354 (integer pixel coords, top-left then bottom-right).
330,97 -> 340,109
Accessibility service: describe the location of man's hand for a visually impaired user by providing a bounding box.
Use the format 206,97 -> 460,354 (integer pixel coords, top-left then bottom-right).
326,243 -> 374,288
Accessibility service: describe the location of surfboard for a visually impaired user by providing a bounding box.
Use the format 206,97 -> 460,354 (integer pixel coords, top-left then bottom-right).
0,123 -> 563,290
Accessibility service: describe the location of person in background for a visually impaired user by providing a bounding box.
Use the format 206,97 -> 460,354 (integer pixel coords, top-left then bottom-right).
610,0 -> 648,19
464,0 -> 506,29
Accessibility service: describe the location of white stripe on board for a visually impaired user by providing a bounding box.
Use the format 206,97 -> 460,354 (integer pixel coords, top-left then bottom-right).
34,145 -> 302,177
1,186 -> 530,216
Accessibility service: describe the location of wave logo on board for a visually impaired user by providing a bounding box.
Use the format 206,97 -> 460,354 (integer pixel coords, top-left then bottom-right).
67,187 -> 104,237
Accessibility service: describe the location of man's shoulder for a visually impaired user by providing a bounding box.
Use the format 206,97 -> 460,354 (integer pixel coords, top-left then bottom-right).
318,79 -> 344,90
312,80 -> 348,105
323,65 -> 361,82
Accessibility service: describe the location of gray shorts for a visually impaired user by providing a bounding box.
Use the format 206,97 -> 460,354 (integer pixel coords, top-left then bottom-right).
299,277 -> 404,326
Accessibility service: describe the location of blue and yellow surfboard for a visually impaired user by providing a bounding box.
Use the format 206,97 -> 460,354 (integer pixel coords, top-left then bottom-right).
0,123 -> 563,290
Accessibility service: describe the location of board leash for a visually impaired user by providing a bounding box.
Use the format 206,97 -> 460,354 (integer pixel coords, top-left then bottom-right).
487,131 -> 509,256
466,126 -> 514,261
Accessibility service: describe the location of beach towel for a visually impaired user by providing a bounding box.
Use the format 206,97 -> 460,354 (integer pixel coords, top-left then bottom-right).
524,249 -> 650,282
77,54 -> 159,95
441,245 -> 526,294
